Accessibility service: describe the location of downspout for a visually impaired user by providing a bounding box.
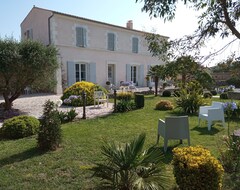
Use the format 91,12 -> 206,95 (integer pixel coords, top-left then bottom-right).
48,13 -> 54,45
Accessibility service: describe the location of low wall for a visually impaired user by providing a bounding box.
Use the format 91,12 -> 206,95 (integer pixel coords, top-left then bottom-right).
228,91 -> 240,100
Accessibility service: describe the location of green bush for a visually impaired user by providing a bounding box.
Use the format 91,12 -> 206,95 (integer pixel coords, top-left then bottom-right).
0,115 -> 40,139
115,100 -> 136,113
172,146 -> 224,190
155,100 -> 174,111
37,100 -> 62,151
162,90 -> 171,97
134,93 -> 144,108
220,93 -> 228,99
173,90 -> 180,97
203,91 -> 212,99
175,81 -> 204,114
58,108 -> 78,123
116,91 -> 133,101
61,81 -> 107,106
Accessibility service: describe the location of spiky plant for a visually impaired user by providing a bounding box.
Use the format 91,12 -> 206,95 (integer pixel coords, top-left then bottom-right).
91,133 -> 169,190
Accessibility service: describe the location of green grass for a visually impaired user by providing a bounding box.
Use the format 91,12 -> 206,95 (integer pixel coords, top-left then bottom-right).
0,95 -> 239,189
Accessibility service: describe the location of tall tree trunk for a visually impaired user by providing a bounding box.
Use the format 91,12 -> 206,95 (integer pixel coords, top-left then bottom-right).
154,76 -> 159,96
3,91 -> 21,111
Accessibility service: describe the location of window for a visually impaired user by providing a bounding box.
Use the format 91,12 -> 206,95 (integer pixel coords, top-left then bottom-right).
75,63 -> 86,81
132,37 -> 138,53
24,29 -> 33,40
107,33 -> 115,51
131,66 -> 137,83
76,27 -> 87,47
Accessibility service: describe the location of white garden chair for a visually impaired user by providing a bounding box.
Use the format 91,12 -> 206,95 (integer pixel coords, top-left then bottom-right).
94,91 -> 108,107
157,116 -> 190,152
198,101 -> 226,131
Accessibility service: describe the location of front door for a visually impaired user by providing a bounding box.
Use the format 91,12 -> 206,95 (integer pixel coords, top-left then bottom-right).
108,64 -> 115,85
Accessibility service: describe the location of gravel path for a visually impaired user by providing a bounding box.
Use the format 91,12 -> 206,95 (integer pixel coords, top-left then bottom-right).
0,93 -> 114,126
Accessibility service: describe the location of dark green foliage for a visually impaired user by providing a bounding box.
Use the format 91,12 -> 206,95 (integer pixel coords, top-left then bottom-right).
155,100 -> 174,110
203,91 -> 212,99
115,101 -> 136,113
162,90 -> 171,97
175,81 -> 204,114
58,108 -> 78,123
220,93 -> 228,99
134,93 -> 144,108
37,100 -> 62,151
210,90 -> 217,96
91,133 -> 169,189
173,90 -> 180,97
0,115 -> 40,139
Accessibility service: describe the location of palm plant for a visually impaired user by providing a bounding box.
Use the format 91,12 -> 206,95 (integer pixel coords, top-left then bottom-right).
91,133 -> 169,190
148,65 -> 166,96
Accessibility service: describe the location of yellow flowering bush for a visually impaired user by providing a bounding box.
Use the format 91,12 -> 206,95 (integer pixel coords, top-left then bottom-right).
172,146 -> 224,190
61,81 -> 107,106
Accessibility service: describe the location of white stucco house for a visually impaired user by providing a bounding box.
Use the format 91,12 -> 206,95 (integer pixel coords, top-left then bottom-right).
21,6 -> 167,94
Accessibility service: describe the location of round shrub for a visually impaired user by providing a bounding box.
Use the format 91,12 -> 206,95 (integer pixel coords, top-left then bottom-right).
61,81 -> 107,106
0,115 -> 40,139
172,146 -> 224,190
210,90 -> 217,96
155,100 -> 174,111
162,90 -> 171,97
220,92 -> 228,99
203,91 -> 212,99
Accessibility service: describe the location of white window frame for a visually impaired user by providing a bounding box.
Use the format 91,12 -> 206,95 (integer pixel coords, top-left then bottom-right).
75,63 -> 87,81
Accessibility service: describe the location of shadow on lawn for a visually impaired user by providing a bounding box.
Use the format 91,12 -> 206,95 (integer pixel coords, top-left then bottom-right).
191,125 -> 221,135
0,147 -> 45,168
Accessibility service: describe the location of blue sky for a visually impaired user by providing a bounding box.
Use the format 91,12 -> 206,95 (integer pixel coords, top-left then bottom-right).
0,0 -> 238,66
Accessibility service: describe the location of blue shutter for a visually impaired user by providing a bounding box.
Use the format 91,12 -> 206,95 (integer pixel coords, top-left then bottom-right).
126,64 -> 131,81
138,65 -> 144,86
108,33 -> 115,51
87,62 -> 96,83
76,27 -> 86,47
132,37 -> 138,53
67,61 -> 76,86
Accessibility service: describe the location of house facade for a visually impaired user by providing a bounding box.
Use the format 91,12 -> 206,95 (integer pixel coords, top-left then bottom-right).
21,6 -> 167,94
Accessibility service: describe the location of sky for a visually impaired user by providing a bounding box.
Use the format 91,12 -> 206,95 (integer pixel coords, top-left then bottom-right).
0,0 -> 239,66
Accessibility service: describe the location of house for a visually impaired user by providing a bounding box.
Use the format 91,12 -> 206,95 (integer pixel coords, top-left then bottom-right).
21,6 -> 167,94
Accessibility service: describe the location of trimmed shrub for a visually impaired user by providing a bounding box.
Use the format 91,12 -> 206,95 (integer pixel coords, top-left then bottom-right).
37,100 -> 62,151
0,115 -> 40,139
220,92 -> 228,99
115,101 -> 136,113
116,92 -> 133,101
210,90 -> 217,96
203,91 -> 212,99
162,90 -> 171,97
61,81 -> 107,106
155,100 -> 174,111
172,146 -> 224,190
134,94 -> 144,108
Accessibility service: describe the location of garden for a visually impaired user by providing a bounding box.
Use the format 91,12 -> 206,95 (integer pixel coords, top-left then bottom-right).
0,81 -> 239,189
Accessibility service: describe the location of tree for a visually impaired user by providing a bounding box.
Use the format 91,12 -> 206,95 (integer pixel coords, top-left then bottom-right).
0,38 -> 59,110
136,0 -> 240,41
148,65 -> 166,96
165,56 -> 213,88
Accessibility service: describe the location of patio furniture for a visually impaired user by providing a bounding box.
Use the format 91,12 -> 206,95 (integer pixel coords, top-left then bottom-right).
157,116 -> 190,152
94,91 -> 108,107
198,101 -> 226,131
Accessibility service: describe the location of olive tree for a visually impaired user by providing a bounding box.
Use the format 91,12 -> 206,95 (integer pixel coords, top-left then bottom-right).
0,38 -> 59,110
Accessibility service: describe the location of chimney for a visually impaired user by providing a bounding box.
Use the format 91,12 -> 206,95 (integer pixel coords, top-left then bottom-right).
126,20 -> 133,29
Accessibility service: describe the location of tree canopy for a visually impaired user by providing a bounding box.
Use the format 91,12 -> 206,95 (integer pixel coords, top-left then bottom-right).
137,0 -> 240,62
0,38 -> 59,110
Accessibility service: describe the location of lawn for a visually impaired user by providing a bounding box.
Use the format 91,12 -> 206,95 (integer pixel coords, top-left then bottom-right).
0,95 -> 239,189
